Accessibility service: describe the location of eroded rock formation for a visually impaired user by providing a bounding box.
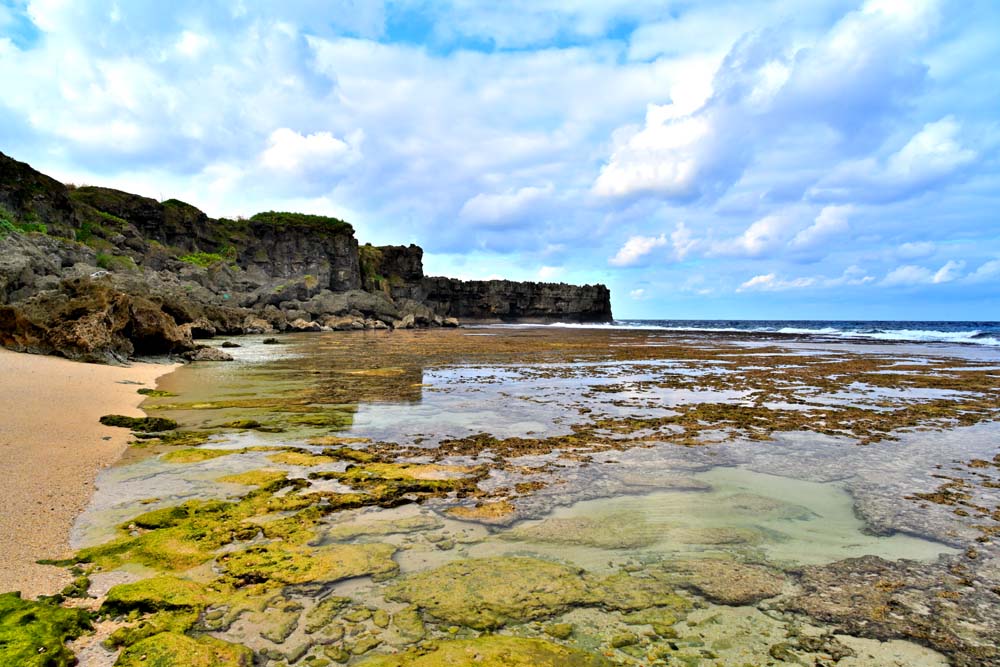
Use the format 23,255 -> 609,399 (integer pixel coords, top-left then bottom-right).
0,151 -> 612,362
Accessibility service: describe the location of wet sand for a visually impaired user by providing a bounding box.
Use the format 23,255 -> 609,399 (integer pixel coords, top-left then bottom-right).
0,348 -> 177,598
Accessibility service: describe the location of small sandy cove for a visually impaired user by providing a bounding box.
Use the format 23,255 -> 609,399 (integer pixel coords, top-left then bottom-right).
0,348 -> 178,598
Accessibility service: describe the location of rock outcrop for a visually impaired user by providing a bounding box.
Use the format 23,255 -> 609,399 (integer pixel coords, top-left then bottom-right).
0,151 -> 612,362
417,277 -> 612,323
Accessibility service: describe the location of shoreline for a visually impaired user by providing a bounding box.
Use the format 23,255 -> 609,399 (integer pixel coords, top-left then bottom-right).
0,348 -> 179,598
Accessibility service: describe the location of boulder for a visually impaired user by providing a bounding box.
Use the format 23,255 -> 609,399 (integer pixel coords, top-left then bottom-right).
0,278 -> 194,363
182,346 -> 234,362
289,318 -> 322,332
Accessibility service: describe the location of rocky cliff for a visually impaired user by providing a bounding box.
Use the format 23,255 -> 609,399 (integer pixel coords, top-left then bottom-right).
0,151 -> 612,362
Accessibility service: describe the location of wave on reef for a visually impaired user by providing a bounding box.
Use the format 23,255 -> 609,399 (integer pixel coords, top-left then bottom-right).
490,320 -> 1000,347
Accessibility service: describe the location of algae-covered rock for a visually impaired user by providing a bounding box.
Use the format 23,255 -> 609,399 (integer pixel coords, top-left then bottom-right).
503,511 -> 664,549
544,622 -> 574,639
654,559 -> 785,605
220,542 -> 398,587
391,608 -> 425,641
101,415 -> 178,432
356,636 -> 612,667
326,514 -> 442,542
384,557 -> 589,630
114,631 -> 253,666
102,576 -> 210,614
0,592 -> 92,667
216,469 -> 287,487
445,500 -> 516,522
162,448 -> 238,464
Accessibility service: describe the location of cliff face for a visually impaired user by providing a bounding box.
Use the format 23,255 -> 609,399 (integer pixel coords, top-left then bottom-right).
419,277 -> 612,323
0,150 -> 612,361
67,187 -> 361,291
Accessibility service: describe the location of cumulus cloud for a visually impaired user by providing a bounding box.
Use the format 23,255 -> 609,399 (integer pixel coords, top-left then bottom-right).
537,265 -> 563,280
459,184 -> 554,228
881,264 -> 935,286
964,259 -> 1000,283
810,117 -> 977,202
260,128 -> 364,172
710,214 -> 799,258
791,205 -> 852,249
609,234 -> 668,267
737,273 -> 816,292
594,0 -> 943,204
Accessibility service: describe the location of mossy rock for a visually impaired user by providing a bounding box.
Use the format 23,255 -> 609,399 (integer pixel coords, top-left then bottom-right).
325,515 -> 442,541
137,388 -> 178,398
356,636 -> 612,667
100,415 -> 178,432
503,511 -> 665,549
102,576 -> 211,615
384,557 -> 589,630
0,592 -> 92,667
219,542 -> 398,588
114,632 -> 253,666
216,470 -> 288,487
161,448 -> 238,464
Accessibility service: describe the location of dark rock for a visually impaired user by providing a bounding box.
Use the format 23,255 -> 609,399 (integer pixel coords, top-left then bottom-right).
99,415 -> 178,432
182,346 -> 235,362
0,278 -> 194,363
220,341 -> 241,348
419,277 -> 612,323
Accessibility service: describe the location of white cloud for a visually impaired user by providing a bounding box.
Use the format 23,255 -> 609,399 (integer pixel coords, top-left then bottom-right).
824,265 -> 875,287
260,128 -> 364,172
670,221 -> 698,260
710,214 -> 798,258
537,265 -> 563,280
791,205 -> 851,249
175,31 -> 211,58
609,233 -> 668,267
881,264 -> 934,286
810,117 -> 977,202
459,184 -> 554,227
963,259 -> 1000,283
737,273 -> 816,292
629,288 -> 647,299
897,241 -> 935,259
932,259 -> 965,284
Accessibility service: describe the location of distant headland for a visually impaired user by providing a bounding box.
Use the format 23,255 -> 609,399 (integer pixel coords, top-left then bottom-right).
0,151 -> 611,363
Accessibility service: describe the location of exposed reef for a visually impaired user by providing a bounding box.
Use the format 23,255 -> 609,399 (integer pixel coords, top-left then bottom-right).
0,151 -> 611,362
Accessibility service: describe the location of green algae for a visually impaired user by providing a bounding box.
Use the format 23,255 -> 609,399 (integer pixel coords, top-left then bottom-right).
219,542 -> 399,588
356,636 -> 612,667
137,388 -> 178,398
325,514 -> 442,541
216,469 -> 287,487
161,448 -> 239,464
503,511 -> 666,549
101,576 -> 212,619
384,556 -> 690,631
100,415 -> 178,432
0,592 -> 92,667
384,557 -> 589,630
303,596 -> 350,634
114,631 -> 253,667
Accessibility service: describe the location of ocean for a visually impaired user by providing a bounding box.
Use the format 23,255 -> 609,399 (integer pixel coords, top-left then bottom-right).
528,319 -> 1000,346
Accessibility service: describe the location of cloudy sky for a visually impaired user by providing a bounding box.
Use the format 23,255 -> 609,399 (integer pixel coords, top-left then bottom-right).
1,0 -> 997,319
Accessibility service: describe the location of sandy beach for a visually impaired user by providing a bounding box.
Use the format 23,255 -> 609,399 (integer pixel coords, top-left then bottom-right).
0,348 -> 178,598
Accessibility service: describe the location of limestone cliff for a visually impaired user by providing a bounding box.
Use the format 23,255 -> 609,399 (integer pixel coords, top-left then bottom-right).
0,151 -> 612,361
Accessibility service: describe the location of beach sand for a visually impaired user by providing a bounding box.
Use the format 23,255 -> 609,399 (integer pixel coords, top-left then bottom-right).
0,348 -> 178,598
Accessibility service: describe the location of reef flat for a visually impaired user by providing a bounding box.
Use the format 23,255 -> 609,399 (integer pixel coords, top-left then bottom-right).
4,327 -> 999,666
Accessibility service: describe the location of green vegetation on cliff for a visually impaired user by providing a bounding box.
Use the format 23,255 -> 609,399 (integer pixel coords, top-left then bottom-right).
249,211 -> 353,233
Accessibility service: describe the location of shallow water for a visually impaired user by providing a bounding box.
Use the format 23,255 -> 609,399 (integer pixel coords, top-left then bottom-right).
70,328 -> 1000,666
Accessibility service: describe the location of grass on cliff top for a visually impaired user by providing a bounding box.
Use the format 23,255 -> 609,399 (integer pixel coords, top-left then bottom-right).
249,211 -> 354,233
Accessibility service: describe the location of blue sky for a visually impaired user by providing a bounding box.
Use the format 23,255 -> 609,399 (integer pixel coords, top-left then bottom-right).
1,0 -> 998,319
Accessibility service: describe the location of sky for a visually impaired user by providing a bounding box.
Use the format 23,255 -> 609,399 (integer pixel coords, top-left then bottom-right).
1,0 -> 998,320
